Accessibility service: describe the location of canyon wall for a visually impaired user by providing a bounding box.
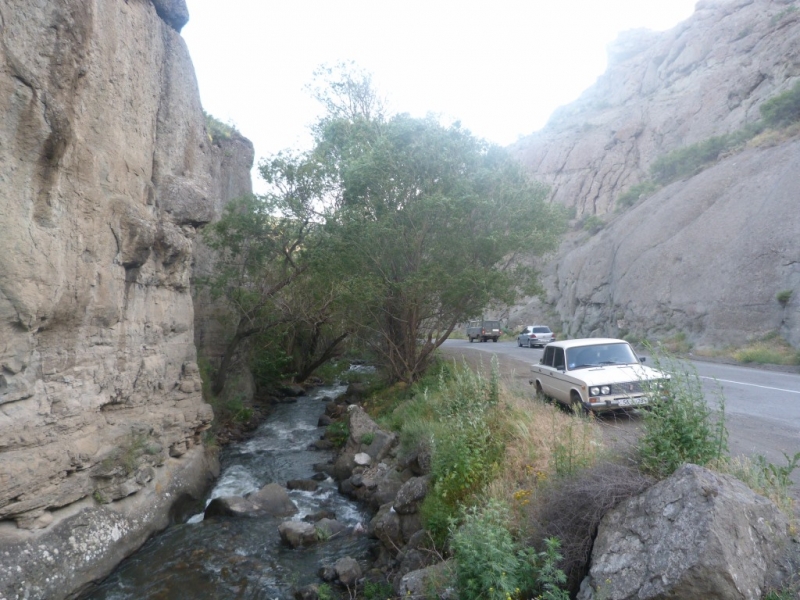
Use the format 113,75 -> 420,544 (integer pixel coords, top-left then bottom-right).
511,0 -> 800,347
0,0 -> 252,597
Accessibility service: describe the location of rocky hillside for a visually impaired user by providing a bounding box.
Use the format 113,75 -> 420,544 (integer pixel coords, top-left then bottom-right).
0,1 -> 253,597
511,0 -> 800,348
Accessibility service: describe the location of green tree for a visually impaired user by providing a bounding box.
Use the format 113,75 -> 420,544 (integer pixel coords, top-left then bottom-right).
310,65 -> 567,383
201,152 -> 330,393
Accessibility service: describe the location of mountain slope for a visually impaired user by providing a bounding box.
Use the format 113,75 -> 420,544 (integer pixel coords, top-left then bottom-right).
510,0 -> 800,349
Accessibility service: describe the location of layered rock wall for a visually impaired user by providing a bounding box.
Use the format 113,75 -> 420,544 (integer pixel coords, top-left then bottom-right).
0,0 -> 251,596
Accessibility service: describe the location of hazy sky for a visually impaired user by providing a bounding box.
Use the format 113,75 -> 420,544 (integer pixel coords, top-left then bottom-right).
182,1 -> 697,188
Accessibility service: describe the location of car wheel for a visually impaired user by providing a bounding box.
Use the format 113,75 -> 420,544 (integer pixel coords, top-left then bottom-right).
492,337 -> 497,342
571,392 -> 590,416
517,338 -> 522,347
527,339 -> 533,348
535,382 -> 550,404
468,336 -> 473,343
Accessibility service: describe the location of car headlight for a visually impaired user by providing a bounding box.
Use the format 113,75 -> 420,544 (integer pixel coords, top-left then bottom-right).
590,386 -> 599,396
600,385 -> 610,395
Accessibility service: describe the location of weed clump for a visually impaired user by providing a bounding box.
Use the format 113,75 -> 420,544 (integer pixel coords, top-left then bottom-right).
637,352 -> 728,478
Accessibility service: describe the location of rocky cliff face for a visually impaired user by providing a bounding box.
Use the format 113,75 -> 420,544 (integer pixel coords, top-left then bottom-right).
511,0 -> 800,347
0,1 -> 252,597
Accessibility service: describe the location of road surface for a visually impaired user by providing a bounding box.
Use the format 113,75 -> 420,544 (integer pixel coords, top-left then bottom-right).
440,339 -> 800,490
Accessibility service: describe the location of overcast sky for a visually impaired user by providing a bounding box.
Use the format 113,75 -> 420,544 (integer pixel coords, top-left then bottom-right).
182,1 -> 698,189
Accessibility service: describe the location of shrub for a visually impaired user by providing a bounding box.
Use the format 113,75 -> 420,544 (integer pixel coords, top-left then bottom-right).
450,500 -> 569,600
616,180 -> 659,210
204,111 -> 239,143
363,580 -> 394,600
760,80 -> 800,128
580,214 -> 604,233
325,421 -> 349,447
777,289 -> 793,306
637,352 -> 728,478
660,331 -> 693,354
733,339 -> 800,366
650,135 -> 729,184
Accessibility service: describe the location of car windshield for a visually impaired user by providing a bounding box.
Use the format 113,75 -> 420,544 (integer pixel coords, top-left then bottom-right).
566,343 -> 638,370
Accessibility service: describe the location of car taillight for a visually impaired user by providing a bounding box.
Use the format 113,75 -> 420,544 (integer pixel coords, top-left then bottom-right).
531,334 -> 537,338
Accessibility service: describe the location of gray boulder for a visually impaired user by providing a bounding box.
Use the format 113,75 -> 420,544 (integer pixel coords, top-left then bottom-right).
394,476 -> 429,514
287,479 -> 319,492
578,464 -> 791,600
204,496 -> 262,519
246,483 -> 298,517
370,503 -> 403,554
278,521 -> 318,548
397,560 -> 455,599
333,556 -> 362,587
315,518 -> 348,539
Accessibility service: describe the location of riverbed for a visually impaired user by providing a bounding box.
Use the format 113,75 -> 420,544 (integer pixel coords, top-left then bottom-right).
82,384 -> 375,599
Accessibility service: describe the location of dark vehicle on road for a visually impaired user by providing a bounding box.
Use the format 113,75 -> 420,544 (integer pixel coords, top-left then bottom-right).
466,320 -> 502,343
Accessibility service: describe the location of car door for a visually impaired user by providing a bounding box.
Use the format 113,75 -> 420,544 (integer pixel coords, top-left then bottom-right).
537,346 -> 557,395
519,326 -> 531,344
548,347 -> 572,403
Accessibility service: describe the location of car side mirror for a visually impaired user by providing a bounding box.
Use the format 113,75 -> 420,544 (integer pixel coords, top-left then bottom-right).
640,357 -> 646,363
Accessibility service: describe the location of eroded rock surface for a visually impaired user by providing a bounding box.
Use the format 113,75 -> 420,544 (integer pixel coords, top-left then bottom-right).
508,0 -> 800,347
0,0 -> 251,597
577,464 -> 791,600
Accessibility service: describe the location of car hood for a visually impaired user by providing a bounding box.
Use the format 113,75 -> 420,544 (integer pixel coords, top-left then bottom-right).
568,364 -> 667,385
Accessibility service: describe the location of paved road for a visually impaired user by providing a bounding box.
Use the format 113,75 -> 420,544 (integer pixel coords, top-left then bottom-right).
441,339 -> 800,487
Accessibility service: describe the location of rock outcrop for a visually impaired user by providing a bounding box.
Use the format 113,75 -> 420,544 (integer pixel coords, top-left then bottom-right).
534,138 -> 800,346
512,0 -> 800,217
509,0 -> 800,347
0,0 -> 252,597
577,464 -> 792,600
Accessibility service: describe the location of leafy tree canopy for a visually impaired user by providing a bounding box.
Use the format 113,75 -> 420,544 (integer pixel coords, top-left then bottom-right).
204,63 -> 567,387
306,64 -> 567,382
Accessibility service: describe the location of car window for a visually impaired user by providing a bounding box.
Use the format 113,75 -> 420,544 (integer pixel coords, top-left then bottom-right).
485,321 -> 501,329
541,346 -> 554,367
567,343 -> 637,369
553,348 -> 565,370
533,327 -> 551,334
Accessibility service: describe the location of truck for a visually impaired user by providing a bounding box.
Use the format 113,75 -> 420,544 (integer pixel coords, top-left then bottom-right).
466,320 -> 502,343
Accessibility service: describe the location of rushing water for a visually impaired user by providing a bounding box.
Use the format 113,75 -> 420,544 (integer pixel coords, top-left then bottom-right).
82,384 -> 375,599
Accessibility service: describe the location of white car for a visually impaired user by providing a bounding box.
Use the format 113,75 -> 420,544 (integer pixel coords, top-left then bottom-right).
517,325 -> 555,348
529,338 -> 669,413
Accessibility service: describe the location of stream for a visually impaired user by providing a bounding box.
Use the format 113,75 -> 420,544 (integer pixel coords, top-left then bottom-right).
82,383 -> 375,599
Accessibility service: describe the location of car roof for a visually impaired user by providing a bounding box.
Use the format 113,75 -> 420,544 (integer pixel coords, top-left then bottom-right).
546,338 -> 630,350
526,324 -> 551,328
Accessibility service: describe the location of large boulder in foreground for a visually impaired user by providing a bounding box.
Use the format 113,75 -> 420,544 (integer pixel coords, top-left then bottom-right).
578,464 -> 791,600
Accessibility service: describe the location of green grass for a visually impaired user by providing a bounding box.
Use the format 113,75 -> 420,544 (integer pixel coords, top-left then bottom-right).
731,332 -> 800,366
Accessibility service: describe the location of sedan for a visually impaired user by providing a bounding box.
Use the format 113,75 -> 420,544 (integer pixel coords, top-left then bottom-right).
517,325 -> 555,348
